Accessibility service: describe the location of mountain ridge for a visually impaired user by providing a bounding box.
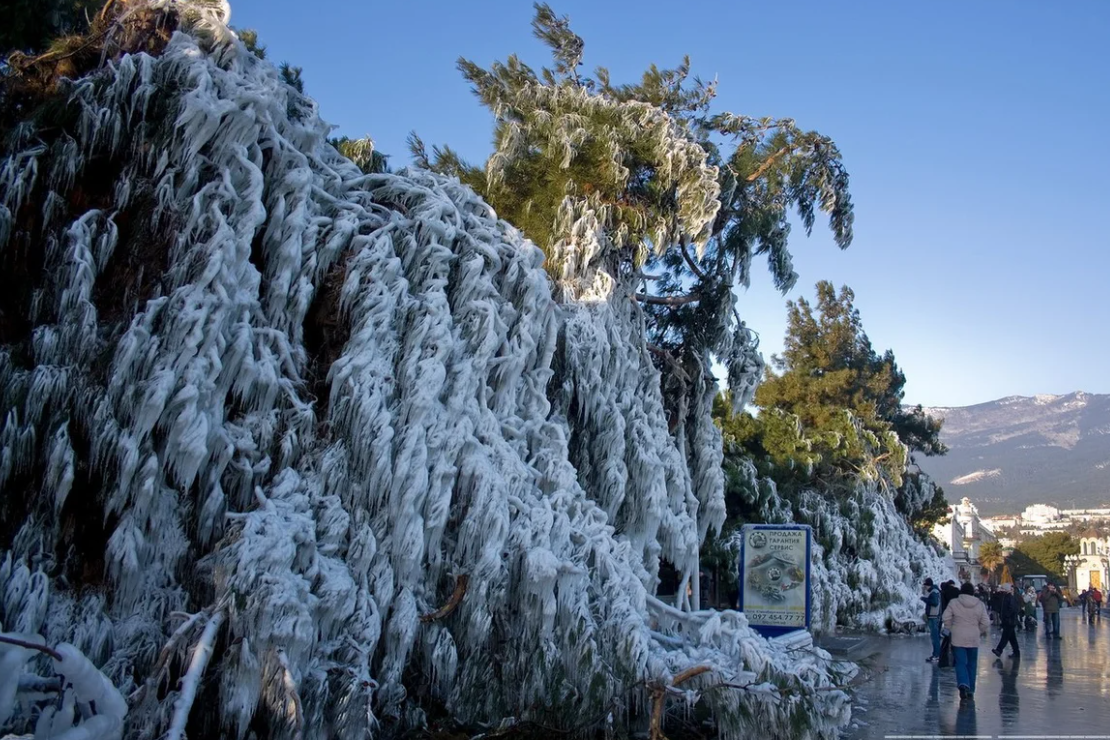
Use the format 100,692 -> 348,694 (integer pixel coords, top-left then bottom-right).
916,391 -> 1110,516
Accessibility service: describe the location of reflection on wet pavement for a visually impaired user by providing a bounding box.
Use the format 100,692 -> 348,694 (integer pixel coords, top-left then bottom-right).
843,608 -> 1110,738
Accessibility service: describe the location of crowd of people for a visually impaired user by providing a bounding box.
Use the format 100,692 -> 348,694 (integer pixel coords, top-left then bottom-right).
920,577 -> 1075,703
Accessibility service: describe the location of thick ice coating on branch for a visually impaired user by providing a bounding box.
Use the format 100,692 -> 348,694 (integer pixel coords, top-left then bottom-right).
0,5 -> 855,738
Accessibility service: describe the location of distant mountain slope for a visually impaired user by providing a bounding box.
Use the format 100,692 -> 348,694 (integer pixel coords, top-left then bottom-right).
918,392 -> 1110,515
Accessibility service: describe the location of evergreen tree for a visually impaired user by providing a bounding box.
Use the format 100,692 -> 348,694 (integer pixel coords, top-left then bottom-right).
331,135 -> 390,174
415,3 -> 855,427
715,280 -> 948,531
0,0 -> 107,58
755,281 -> 945,487
1015,532 -> 1079,582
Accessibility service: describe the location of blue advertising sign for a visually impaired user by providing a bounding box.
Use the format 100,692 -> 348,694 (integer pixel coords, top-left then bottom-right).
738,524 -> 812,637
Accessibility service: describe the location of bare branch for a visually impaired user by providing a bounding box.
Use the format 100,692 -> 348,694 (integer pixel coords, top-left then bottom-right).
672,665 -> 712,685
166,609 -> 225,740
130,606 -> 213,704
648,684 -> 667,740
0,634 -> 62,661
647,346 -> 690,385
420,574 -> 470,622
746,143 -> 802,183
276,649 -> 305,740
635,293 -> 701,306
679,236 -> 707,281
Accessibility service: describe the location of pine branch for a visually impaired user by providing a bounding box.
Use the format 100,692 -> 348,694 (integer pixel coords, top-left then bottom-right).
635,293 -> 701,306
746,143 -> 801,182
679,236 -> 707,281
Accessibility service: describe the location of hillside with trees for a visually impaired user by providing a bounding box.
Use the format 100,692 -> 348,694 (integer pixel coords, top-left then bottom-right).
919,392 -> 1110,515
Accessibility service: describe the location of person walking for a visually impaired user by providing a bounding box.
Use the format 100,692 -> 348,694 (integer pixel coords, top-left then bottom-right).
1079,589 -> 1090,623
991,583 -> 1021,658
1085,586 -> 1101,623
943,582 -> 990,701
989,586 -> 1004,626
1022,586 -> 1038,630
922,578 -> 942,662
1038,583 -> 1064,639
1093,586 -> 1103,620
941,580 -> 960,615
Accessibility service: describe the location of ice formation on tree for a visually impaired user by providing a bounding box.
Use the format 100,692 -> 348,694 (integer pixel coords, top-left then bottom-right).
0,3 -> 861,738
729,457 -> 952,632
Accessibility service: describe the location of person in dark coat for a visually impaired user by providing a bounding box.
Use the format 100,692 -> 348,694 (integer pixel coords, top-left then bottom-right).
989,587 -> 1004,624
1038,583 -> 1064,638
922,578 -> 942,662
941,580 -> 961,615
937,580 -> 961,667
991,583 -> 1021,658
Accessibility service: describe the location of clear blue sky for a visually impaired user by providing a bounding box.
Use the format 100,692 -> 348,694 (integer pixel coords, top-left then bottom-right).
228,0 -> 1109,407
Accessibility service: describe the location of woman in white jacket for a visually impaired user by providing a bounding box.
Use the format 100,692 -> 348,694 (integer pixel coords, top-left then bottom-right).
942,581 -> 991,701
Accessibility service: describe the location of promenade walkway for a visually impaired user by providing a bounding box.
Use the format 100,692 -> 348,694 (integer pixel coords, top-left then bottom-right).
844,608 -> 1110,738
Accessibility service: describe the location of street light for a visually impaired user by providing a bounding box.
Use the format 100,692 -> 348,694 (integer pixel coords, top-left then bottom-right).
1064,554 -> 1083,593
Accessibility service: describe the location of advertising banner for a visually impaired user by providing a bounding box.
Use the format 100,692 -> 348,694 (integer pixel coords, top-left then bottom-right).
738,524 -> 812,636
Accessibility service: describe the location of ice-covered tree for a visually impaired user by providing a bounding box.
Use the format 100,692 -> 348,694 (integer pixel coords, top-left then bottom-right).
416,2 -> 854,417
0,0 -> 108,57
708,281 -> 952,627
755,281 -> 945,493
0,1 -> 864,738
415,7 -> 863,617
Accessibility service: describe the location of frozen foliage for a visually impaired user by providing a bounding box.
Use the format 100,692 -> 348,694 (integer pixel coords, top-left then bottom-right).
0,631 -> 127,740
729,460 -> 952,632
0,4 -> 855,739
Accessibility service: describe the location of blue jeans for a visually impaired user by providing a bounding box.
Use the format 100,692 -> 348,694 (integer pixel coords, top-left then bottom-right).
1045,611 -> 1060,635
953,646 -> 979,692
928,617 -> 941,658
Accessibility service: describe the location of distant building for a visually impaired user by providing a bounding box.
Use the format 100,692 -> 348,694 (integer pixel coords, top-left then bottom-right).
981,515 -> 1020,533
932,497 -> 997,585
1022,504 -> 1062,524
1061,508 -> 1110,522
1072,533 -> 1110,594
973,501 -> 1110,541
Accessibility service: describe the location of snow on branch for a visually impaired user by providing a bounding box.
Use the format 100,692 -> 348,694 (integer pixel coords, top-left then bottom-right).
0,5 -> 884,739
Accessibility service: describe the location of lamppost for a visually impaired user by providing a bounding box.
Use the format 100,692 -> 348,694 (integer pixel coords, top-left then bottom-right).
1064,554 -> 1083,593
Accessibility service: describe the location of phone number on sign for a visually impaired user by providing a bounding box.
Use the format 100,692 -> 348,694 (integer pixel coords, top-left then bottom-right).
745,610 -> 804,625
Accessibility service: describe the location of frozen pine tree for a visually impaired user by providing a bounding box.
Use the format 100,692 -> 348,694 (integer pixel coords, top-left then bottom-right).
0,2 -> 866,738
415,5 -> 862,611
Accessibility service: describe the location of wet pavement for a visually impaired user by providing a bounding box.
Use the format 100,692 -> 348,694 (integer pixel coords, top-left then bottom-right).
844,608 -> 1110,738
